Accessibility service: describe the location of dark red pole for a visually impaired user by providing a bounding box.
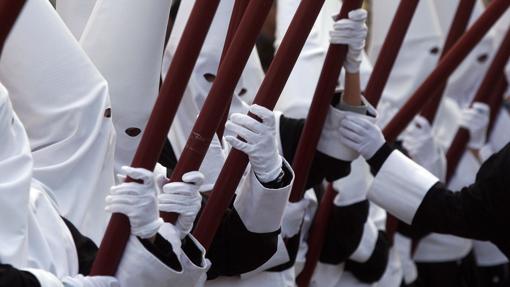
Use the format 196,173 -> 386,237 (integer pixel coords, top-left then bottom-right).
296,183 -> 337,287
382,0 -> 509,142
420,0 -> 477,123
0,0 -> 26,56
90,0 -> 223,276
296,1 -> 418,283
193,0 -> 361,250
446,27 -> 510,182
216,0 -> 250,139
365,0 -> 420,106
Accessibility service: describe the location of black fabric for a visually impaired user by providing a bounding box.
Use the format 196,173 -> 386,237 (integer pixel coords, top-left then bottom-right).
366,143 -> 394,176
182,236 -> 205,267
62,216 -> 183,274
415,252 -> 479,287
319,200 -> 369,264
476,263 -> 510,287
279,114 -> 351,189
345,231 -> 390,283
397,221 -> 430,242
412,143 -> 510,258
206,209 -> 280,279
62,217 -> 98,275
260,162 -> 294,189
158,138 -> 178,175
0,264 -> 41,287
267,233 -> 302,272
140,235 -> 182,271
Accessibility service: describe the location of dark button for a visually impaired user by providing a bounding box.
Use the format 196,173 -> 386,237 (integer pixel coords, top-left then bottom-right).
125,127 -> 141,137
104,108 -> 112,118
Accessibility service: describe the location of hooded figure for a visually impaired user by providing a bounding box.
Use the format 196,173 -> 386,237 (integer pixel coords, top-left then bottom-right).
0,0 -> 115,243
80,0 -> 173,176
55,0 -> 97,39
370,0 -> 443,129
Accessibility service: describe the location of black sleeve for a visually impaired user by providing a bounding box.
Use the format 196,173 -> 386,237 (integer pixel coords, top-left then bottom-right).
319,200 -> 369,264
411,143 -> 510,258
344,231 -> 390,283
0,264 -> 41,287
279,114 -> 351,189
206,208 -> 279,279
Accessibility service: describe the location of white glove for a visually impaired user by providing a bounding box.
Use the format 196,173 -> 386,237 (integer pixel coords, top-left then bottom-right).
460,102 -> 490,149
62,275 -> 119,287
281,199 -> 310,238
402,116 -> 437,165
159,171 -> 204,239
333,181 -> 367,207
329,9 -> 368,74
106,166 -> 163,239
225,104 -> 283,183
339,114 -> 386,159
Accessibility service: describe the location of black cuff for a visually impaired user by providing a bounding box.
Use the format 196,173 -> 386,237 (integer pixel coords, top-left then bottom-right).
181,235 -> 204,267
367,143 -> 394,176
139,234 -> 182,272
345,231 -> 390,283
0,264 -> 41,287
261,162 -> 293,189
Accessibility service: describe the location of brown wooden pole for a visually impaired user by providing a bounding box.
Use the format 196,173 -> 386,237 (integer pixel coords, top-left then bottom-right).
193,0 -> 363,250
216,0 -> 250,139
296,183 -> 337,287
365,0 -> 420,106
295,1 -> 418,282
90,0 -> 223,276
382,0 -> 509,142
446,27 -> 510,182
420,0 -> 477,123
0,0 -> 26,56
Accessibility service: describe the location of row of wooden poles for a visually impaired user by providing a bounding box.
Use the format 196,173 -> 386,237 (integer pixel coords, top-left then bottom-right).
0,1 -> 508,287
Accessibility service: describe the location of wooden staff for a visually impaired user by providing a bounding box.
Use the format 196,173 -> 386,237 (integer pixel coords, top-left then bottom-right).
165,0 -> 274,223
0,0 -> 26,56
296,1 -> 419,284
446,27 -> 510,182
90,0 -> 223,276
216,0 -> 250,139
420,0 -> 477,123
382,0 -> 509,142
296,183 -> 337,287
192,0 -> 361,250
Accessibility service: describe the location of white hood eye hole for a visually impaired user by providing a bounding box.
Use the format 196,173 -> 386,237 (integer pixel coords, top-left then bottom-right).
203,73 -> 216,83
104,108 -> 112,118
477,54 -> 488,63
429,47 -> 440,55
238,88 -> 247,96
125,127 -> 141,137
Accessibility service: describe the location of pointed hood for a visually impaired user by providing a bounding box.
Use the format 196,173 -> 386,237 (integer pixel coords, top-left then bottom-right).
0,0 -> 115,243
56,0 -> 97,39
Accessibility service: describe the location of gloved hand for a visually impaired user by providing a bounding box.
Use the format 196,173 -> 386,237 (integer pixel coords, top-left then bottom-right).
106,166 -> 163,239
225,104 -> 283,183
402,116 -> 437,165
62,275 -> 119,287
329,9 -> 368,74
460,102 -> 490,149
281,199 -> 310,238
158,171 -> 204,239
339,114 -> 386,159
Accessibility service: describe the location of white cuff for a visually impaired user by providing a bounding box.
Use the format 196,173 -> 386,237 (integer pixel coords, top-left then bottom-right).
367,151 -> 439,224
349,219 -> 378,263
179,235 -> 210,286
317,96 -> 377,161
234,159 -> 294,233
22,268 -> 63,287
